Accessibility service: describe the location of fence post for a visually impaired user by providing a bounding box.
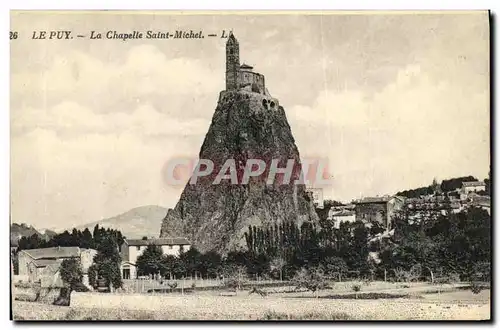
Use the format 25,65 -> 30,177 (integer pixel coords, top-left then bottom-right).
384,269 -> 387,282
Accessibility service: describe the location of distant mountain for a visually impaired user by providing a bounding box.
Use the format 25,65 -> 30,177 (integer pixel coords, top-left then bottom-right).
11,223 -> 40,244
10,223 -> 57,245
38,228 -> 58,237
73,205 -> 168,239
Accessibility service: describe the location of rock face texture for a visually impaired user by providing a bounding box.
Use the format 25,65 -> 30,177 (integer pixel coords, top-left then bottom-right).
160,90 -> 319,253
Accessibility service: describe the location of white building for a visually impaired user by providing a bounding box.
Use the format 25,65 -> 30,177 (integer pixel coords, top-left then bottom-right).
119,237 -> 191,279
328,210 -> 356,229
460,181 -> 486,200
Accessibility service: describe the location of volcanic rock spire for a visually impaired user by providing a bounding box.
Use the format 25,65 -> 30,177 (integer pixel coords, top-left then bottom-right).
160,33 -> 319,253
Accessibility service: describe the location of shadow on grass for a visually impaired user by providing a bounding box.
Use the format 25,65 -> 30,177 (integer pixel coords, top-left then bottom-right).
292,292 -> 417,299
261,310 -> 355,320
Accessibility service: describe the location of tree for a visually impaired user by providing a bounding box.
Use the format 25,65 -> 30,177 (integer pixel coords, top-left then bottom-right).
322,256 -> 348,281
55,257 -> 83,306
270,257 -> 286,281
92,224 -> 101,248
351,283 -> 362,299
11,252 -> 19,275
93,237 -> 122,290
88,264 -> 98,288
292,267 -> 330,298
136,244 -> 164,277
180,247 -> 203,278
60,257 -> 83,290
81,228 -> 93,249
342,221 -> 369,274
222,265 -> 248,295
199,251 -> 222,278
18,233 -> 46,250
485,170 -> 491,195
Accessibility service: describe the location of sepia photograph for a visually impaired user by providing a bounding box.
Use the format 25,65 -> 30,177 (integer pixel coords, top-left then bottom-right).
9,10 -> 491,321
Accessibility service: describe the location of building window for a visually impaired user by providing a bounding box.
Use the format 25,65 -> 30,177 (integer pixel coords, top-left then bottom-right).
136,246 -> 140,251
169,245 -> 172,249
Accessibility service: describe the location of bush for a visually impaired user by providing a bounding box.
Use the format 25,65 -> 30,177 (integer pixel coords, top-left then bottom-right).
351,283 -> 362,299
73,282 -> 91,292
261,310 -> 352,320
64,308 -> 156,320
306,292 -> 414,300
292,267 -> 331,297
470,282 -> 483,295
222,265 -> 248,293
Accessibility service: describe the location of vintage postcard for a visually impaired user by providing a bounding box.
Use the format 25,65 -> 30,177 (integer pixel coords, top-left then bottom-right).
10,10 -> 491,321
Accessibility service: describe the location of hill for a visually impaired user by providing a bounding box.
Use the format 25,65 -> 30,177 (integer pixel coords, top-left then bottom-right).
10,223 -> 57,245
74,205 -> 168,239
396,176 -> 480,198
11,223 -> 41,245
160,89 -> 319,253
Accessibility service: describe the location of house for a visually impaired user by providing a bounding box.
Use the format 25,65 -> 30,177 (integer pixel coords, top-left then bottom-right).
120,237 -> 191,279
328,210 -> 356,229
460,181 -> 486,200
17,246 -> 97,283
354,196 -> 405,230
306,187 -> 324,209
40,260 -> 64,288
468,195 -> 491,215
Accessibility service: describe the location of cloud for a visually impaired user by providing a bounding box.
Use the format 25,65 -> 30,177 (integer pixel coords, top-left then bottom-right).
10,13 -> 490,228
288,64 -> 489,201
11,44 -> 223,118
10,126 -> 195,230
10,44 -> 220,228
11,101 -> 210,137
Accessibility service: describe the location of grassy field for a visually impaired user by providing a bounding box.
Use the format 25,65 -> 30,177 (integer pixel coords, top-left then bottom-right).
11,281 -> 491,321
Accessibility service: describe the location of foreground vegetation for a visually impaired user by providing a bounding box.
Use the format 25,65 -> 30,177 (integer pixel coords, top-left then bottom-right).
12,285 -> 490,320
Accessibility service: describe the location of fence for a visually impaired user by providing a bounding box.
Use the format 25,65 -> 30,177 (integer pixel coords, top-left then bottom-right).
121,277 -> 290,294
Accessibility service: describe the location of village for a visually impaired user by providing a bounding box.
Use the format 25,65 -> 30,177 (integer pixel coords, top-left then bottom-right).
11,178 -> 490,288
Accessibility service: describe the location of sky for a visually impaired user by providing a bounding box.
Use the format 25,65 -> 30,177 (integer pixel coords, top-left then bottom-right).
10,11 -> 490,230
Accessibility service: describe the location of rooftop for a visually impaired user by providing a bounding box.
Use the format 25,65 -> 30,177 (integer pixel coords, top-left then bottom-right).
355,196 -> 391,204
462,181 -> 486,187
20,246 -> 81,260
124,237 -> 190,246
355,195 -> 405,204
32,259 -> 63,268
240,63 -> 254,70
331,210 -> 355,217
469,195 -> 491,207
